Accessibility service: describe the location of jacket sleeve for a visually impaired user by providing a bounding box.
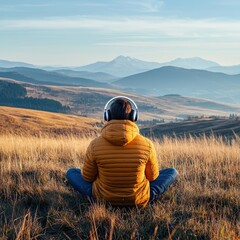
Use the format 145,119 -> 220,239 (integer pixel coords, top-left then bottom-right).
82,141 -> 98,182
145,141 -> 159,182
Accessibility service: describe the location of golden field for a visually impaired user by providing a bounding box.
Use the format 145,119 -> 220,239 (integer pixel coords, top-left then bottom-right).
1,135 -> 239,239
0,107 -> 239,239
0,106 -> 100,137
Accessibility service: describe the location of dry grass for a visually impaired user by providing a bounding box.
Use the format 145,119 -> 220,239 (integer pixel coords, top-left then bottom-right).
0,106 -> 101,137
0,133 -> 239,239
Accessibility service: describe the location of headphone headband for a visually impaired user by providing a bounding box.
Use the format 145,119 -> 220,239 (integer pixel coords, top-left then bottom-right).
103,96 -> 139,122
104,95 -> 138,111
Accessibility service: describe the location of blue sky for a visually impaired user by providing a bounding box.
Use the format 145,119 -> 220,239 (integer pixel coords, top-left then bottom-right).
1,0 -> 240,66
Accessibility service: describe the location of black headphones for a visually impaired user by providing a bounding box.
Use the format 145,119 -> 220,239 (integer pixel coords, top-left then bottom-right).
104,96 -> 139,122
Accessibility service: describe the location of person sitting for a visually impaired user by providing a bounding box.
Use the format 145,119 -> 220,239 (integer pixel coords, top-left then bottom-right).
66,96 -> 178,207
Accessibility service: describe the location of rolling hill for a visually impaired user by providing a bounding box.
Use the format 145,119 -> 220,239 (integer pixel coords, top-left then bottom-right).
0,59 -> 35,68
114,66 -> 240,103
0,80 -> 70,113
207,65 -> 240,75
4,65 -> 240,105
26,85 -> 240,120
1,77 -> 238,121
158,57 -> 219,69
54,69 -> 117,83
141,118 -> 240,139
0,106 -> 100,136
0,67 -> 111,88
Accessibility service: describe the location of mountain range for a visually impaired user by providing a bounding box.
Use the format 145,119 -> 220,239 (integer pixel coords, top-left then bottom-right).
160,57 -> 219,69
74,56 -> 162,77
76,56 -> 240,76
1,56 -> 240,104
0,67 -> 110,88
54,69 -> 117,83
1,64 -> 240,103
0,59 -> 35,68
114,66 -> 240,103
1,56 -> 240,76
207,65 -> 240,75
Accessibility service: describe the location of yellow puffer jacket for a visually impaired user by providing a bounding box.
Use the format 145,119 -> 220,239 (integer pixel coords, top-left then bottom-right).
82,120 -> 159,207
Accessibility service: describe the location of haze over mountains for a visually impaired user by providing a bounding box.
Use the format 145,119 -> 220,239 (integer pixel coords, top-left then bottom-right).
54,69 -> 117,83
114,66 -> 240,103
207,65 -> 240,75
75,56 -> 161,77
0,59 -> 35,68
1,56 -> 240,105
1,56 -> 240,76
76,55 -> 240,76
0,67 -> 110,88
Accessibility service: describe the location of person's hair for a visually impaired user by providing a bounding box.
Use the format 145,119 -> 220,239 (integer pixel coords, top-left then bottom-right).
110,98 -> 132,120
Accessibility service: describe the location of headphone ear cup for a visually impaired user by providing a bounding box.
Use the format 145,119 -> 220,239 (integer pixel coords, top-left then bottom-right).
104,111 -> 107,121
134,111 -> 138,122
129,110 -> 137,122
106,109 -> 111,121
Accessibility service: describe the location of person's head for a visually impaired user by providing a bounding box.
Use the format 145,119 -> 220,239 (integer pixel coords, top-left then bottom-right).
110,98 -> 132,120
104,96 -> 139,122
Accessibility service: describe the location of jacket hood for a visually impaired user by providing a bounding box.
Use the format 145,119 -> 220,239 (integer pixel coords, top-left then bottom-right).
101,120 -> 139,146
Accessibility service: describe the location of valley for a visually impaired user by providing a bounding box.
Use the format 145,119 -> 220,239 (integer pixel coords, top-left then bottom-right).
1,77 -> 239,121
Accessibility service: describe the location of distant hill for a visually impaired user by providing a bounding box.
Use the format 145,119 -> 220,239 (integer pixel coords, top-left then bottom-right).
54,69 -> 117,83
207,65 -> 240,75
0,59 -> 35,68
141,118 -> 240,140
159,95 -> 240,117
1,57 -> 240,78
159,57 -> 219,69
1,59 -> 240,105
70,56 -> 221,77
1,77 -> 239,121
0,80 -> 70,113
0,106 -> 100,137
114,66 -> 240,103
74,56 -> 162,77
0,59 -> 69,71
0,67 -> 111,88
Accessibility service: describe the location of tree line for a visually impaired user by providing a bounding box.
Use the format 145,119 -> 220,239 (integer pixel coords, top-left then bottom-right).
0,81 -> 70,113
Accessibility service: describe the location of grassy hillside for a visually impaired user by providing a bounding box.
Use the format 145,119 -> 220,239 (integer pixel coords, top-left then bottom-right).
141,118 -> 240,140
0,109 -> 239,238
20,80 -> 240,120
0,133 -> 239,239
26,85 -> 240,120
1,77 -> 240,121
0,106 -> 100,136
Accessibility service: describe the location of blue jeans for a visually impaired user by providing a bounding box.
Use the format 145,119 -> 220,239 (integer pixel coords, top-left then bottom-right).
66,168 -> 178,201
150,168 -> 178,201
66,168 -> 93,198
